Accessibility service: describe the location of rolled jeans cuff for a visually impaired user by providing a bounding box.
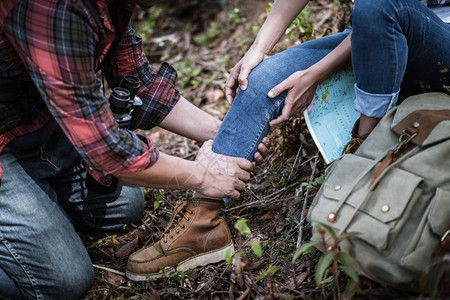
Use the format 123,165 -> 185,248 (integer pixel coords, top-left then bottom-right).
353,84 -> 400,118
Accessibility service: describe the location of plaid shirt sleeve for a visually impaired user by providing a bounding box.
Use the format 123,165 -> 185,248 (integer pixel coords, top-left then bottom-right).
2,1 -> 161,176
102,23 -> 180,131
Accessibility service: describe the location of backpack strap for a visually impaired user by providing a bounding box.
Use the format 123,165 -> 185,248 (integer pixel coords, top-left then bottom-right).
392,109 -> 450,146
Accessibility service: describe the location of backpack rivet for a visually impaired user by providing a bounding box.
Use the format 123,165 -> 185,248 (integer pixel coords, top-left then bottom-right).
334,185 -> 342,191
413,122 -> 420,128
381,205 -> 390,213
327,212 -> 337,222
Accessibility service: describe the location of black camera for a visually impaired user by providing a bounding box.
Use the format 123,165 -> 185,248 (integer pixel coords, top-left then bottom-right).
86,75 -> 143,194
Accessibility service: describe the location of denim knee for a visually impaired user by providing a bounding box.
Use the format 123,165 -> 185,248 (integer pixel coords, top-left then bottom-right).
71,184 -> 145,232
91,185 -> 145,232
121,185 -> 145,226
246,58 -> 285,96
45,254 -> 94,299
352,0 -> 394,29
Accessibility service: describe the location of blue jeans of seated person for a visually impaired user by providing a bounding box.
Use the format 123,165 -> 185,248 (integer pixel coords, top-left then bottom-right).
352,0 -> 450,118
0,119 -> 144,299
214,0 -> 450,159
213,30 -> 350,159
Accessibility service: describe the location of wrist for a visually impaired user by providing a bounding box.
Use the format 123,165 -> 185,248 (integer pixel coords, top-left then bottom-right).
190,160 -> 207,193
250,39 -> 273,56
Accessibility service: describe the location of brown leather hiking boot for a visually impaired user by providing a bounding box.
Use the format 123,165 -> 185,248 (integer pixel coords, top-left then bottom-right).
126,198 -> 234,281
341,118 -> 369,155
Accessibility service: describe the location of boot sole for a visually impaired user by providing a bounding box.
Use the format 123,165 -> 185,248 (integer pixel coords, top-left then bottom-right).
126,242 -> 235,281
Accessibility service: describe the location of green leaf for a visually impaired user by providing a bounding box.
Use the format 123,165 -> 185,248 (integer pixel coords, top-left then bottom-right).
153,201 -> 160,210
255,264 -> 278,280
336,251 -> 354,268
250,241 -> 263,258
224,247 -> 232,263
312,175 -> 324,186
338,231 -> 359,242
292,241 -> 320,263
340,265 -> 359,284
315,222 -> 338,240
234,219 -> 251,236
315,252 -> 334,286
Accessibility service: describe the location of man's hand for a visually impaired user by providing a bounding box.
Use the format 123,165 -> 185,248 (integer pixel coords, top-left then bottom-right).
194,140 -> 254,199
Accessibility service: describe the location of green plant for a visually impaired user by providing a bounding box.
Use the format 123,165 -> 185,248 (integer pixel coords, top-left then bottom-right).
174,60 -> 203,88
227,7 -> 245,24
150,189 -> 165,210
137,6 -> 166,41
255,264 -> 278,280
300,175 -> 324,194
233,218 -> 263,259
292,222 -> 359,299
285,7 -> 314,40
159,265 -> 186,285
264,2 -> 314,41
193,22 -> 221,46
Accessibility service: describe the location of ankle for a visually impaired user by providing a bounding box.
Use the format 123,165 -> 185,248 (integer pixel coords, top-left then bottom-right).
358,115 -> 381,137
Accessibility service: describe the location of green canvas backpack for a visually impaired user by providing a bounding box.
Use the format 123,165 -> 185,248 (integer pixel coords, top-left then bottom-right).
308,92 -> 450,291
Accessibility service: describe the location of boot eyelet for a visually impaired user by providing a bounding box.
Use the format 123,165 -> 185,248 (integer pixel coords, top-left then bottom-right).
187,218 -> 191,222
192,203 -> 196,207
190,211 -> 194,215
170,235 -> 174,239
164,240 -> 168,243
181,225 -> 186,229
176,230 -> 180,234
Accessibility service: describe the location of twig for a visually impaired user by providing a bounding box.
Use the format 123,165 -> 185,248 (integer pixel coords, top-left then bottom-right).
288,140 -> 304,180
296,155 -> 319,249
225,182 -> 298,212
92,264 -> 126,276
264,182 -> 300,200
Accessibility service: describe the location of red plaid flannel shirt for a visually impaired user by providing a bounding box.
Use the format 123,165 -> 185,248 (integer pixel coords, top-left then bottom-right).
0,0 -> 180,180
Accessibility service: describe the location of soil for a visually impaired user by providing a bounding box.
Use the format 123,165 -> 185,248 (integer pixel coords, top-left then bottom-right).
80,1 -> 420,299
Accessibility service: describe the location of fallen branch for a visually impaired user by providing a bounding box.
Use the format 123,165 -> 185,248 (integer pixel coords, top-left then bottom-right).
92,264 -> 125,276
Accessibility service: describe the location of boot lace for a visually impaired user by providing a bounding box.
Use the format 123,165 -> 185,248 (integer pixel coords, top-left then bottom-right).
161,200 -> 196,244
341,137 -> 365,155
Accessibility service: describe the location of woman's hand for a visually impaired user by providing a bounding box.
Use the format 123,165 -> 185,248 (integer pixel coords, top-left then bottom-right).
225,48 -> 268,104
268,69 -> 321,127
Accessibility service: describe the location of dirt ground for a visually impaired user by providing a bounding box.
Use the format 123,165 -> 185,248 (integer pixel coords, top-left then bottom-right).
81,1 -> 420,299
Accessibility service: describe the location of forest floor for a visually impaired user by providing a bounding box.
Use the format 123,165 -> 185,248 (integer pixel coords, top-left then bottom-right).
81,1 -> 419,299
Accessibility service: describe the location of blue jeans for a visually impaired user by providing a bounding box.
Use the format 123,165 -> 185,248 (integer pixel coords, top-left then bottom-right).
352,0 -> 450,117
0,120 -> 144,299
213,31 -> 350,159
214,0 -> 450,158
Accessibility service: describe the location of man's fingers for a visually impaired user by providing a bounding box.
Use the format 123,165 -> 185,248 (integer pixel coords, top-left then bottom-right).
235,157 -> 253,172
237,169 -> 250,182
229,189 -> 241,200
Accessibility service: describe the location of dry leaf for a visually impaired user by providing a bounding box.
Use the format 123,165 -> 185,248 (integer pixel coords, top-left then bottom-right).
105,271 -> 126,287
115,237 -> 138,258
